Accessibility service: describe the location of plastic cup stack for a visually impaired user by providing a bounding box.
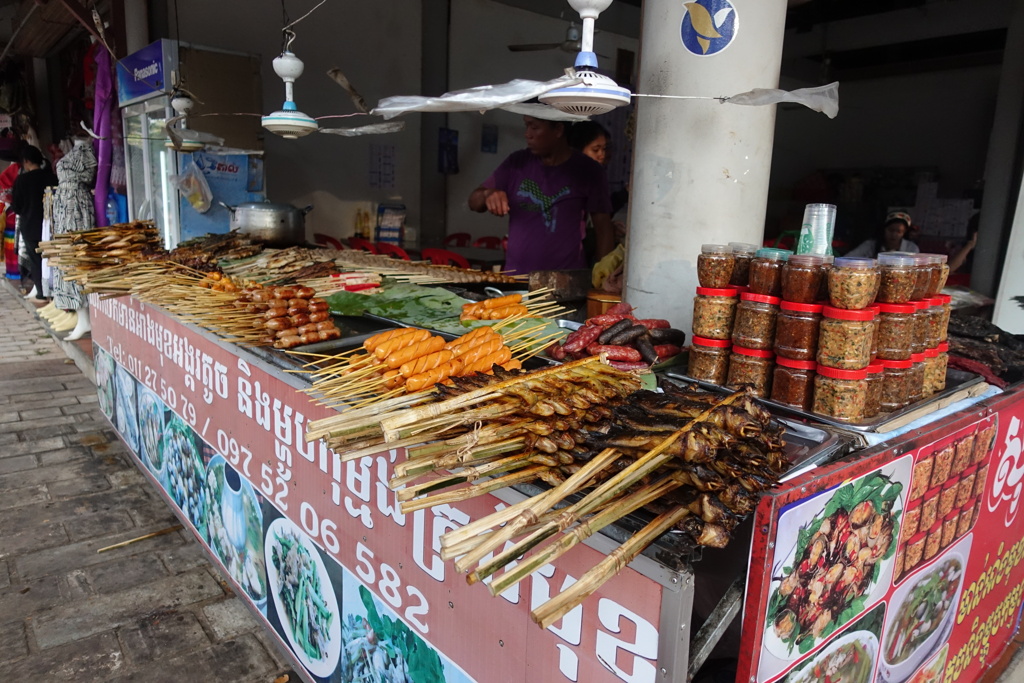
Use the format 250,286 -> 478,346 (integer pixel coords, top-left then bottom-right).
797,203 -> 837,256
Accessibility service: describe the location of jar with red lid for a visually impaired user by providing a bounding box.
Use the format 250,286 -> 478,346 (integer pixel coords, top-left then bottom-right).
876,303 -> 915,361
910,300 -> 929,355
813,365 -> 868,421
828,256 -> 880,309
876,253 -> 917,303
771,358 -> 816,411
867,304 -> 880,362
902,497 -> 922,542
726,346 -> 774,397
923,347 -> 942,396
880,358 -> 913,411
748,248 -> 792,297
692,287 -> 738,340
925,254 -> 947,296
781,254 -> 825,304
732,293 -> 780,350
905,531 -> 927,572
774,301 -> 822,361
688,336 -> 731,385
865,362 -> 884,419
921,486 -> 941,530
933,342 -> 948,393
936,294 -> 951,341
910,254 -> 932,300
923,298 -> 943,349
911,453 -> 934,500
924,520 -> 943,560
941,510 -> 958,549
957,465 -> 978,508
818,306 -> 874,370
909,352 -> 926,404
728,242 -> 759,287
957,500 -> 975,538
697,244 -> 735,288
817,255 -> 834,302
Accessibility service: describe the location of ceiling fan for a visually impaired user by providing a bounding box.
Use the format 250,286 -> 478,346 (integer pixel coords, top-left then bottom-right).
507,21 -> 608,59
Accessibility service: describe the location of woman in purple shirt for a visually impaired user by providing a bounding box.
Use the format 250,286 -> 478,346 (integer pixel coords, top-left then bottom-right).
468,116 -> 614,273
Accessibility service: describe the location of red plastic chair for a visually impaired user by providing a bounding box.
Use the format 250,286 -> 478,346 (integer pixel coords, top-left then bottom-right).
421,248 -> 471,269
314,233 -> 344,250
376,242 -> 411,260
348,237 -> 379,254
472,236 -> 502,249
444,232 -> 471,247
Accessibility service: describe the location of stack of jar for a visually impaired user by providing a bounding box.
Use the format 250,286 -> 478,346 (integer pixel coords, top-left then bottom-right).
689,244 -> 952,422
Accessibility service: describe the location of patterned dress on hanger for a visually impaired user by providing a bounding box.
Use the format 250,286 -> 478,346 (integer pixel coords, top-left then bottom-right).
50,142 -> 96,310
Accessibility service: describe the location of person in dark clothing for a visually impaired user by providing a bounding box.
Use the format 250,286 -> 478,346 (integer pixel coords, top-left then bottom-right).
11,145 -> 56,300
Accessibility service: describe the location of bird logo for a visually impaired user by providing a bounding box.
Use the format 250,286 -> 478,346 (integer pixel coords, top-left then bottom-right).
681,0 -> 738,56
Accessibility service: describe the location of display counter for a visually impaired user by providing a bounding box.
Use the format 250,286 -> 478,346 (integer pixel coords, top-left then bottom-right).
89,292 -> 1024,683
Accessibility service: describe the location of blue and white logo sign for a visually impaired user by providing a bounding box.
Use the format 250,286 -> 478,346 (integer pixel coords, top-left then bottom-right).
681,0 -> 738,56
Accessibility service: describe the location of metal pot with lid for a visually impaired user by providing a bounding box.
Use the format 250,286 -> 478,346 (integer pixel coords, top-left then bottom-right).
221,201 -> 312,247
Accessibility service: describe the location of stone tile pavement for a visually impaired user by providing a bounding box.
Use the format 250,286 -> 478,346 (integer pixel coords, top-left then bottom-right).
0,281 -> 297,682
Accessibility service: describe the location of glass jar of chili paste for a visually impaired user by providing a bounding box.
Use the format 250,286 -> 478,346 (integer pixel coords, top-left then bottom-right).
688,336 -> 731,385
774,301 -> 822,361
748,248 -> 792,297
910,253 -> 931,301
817,306 -> 875,370
909,352 -> 926,404
924,253 -> 947,297
771,357 -> 816,411
697,244 -> 735,288
876,253 -> 917,304
726,346 -> 774,398
813,365 -> 868,422
880,358 -> 913,411
936,294 -> 951,342
923,298 -> 943,349
728,242 -> 759,287
876,303 -> 915,361
910,299 -> 929,355
865,362 -> 884,419
781,254 -> 825,304
828,257 -> 880,310
692,287 -> 738,341
732,293 -> 780,351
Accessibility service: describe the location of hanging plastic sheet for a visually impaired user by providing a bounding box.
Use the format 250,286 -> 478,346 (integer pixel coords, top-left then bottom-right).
725,82 -> 839,119
372,76 -> 583,119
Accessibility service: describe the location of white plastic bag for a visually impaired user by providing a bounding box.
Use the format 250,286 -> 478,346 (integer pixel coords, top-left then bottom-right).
171,160 -> 212,213
727,82 -> 839,119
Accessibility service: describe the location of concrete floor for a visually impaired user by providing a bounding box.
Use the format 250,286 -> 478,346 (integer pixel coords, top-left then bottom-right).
0,280 -> 295,682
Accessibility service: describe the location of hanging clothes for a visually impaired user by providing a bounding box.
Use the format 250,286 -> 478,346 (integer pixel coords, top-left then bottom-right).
50,141 -> 96,309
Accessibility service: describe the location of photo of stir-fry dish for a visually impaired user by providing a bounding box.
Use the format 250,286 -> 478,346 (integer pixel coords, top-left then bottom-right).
160,417 -> 207,537
786,631 -> 878,683
114,366 -> 140,452
769,471 -> 904,655
205,455 -> 266,609
266,518 -> 340,677
137,388 -> 165,476
906,644 -> 948,683
95,349 -> 115,419
885,557 -> 963,668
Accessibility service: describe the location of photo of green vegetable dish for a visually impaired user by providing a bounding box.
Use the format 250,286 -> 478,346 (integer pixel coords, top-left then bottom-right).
885,558 -> 962,665
271,529 -> 335,663
769,472 -> 903,655
205,456 -> 266,607
787,636 -> 875,683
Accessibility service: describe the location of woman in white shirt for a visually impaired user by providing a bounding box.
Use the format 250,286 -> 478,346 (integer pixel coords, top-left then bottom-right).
844,211 -> 919,258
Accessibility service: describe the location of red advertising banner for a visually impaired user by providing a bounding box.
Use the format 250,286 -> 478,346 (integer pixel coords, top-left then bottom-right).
739,392 -> 1024,683
90,295 -> 664,683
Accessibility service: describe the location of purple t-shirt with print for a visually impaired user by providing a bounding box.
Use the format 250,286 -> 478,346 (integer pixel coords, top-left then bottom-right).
483,149 -> 611,273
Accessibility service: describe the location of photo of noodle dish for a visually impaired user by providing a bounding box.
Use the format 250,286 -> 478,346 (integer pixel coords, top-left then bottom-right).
114,366 -> 140,452
784,631 -> 879,683
265,517 -> 340,677
766,468 -> 905,658
160,417 -> 207,539
880,553 -> 964,682
137,388 -> 165,477
204,455 -> 266,610
95,348 -> 115,419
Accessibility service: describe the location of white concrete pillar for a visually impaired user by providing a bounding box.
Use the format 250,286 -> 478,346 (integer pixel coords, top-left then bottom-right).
623,0 -> 788,332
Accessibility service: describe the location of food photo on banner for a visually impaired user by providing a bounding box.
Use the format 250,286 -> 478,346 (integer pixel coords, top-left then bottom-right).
781,602 -> 886,683
740,400 -> 1024,683
759,457 -> 911,681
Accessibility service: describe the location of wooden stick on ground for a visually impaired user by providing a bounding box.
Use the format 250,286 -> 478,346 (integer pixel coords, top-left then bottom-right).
96,525 -> 183,553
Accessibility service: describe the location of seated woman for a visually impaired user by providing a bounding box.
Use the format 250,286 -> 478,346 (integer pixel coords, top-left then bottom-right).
844,211 -> 919,257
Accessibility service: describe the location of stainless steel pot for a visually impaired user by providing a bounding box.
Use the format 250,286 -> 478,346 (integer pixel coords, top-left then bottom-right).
221,201 -> 312,247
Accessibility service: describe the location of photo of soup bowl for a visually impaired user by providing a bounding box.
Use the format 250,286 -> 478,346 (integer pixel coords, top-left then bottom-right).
785,630 -> 879,683
878,551 -> 965,683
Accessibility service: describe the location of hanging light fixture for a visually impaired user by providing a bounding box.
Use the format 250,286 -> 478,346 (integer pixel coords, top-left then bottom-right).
262,29 -> 319,138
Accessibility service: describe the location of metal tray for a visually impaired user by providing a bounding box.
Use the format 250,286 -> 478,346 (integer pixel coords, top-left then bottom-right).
662,368 -> 986,434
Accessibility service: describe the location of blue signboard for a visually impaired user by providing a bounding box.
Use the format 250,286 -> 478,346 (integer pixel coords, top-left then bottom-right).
116,39 -> 177,106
